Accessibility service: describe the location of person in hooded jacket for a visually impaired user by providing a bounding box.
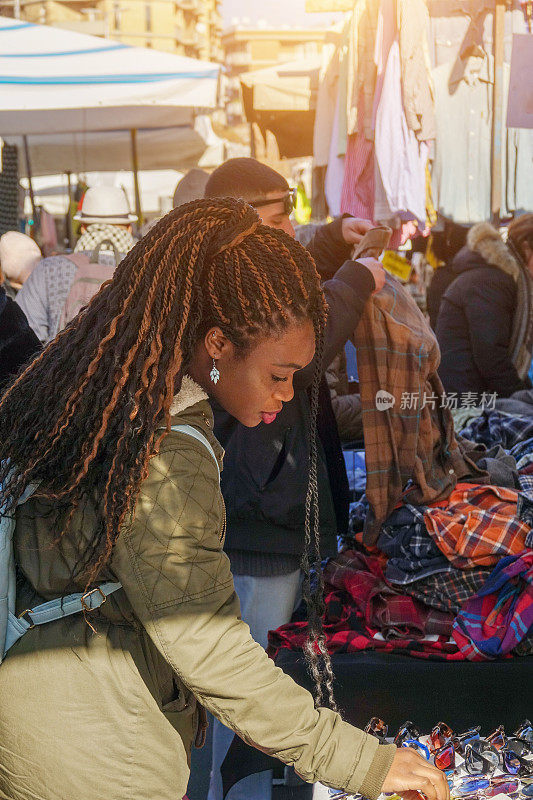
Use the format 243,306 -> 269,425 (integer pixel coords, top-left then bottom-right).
436,214 -> 533,399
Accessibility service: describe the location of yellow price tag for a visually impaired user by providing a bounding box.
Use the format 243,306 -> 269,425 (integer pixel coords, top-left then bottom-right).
382,250 -> 412,282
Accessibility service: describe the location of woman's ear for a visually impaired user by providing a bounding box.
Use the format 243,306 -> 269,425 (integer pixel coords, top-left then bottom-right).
204,327 -> 233,360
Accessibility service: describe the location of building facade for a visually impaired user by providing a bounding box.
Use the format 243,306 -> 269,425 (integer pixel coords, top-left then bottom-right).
0,0 -> 223,60
222,25 -> 328,122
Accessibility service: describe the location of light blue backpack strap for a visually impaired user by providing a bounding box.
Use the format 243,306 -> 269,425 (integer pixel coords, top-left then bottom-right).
170,424 -> 220,480
4,581 -> 121,655
3,424 -> 217,659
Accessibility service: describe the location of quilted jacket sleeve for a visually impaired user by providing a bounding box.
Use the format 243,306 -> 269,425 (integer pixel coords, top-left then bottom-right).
112,432 -> 395,799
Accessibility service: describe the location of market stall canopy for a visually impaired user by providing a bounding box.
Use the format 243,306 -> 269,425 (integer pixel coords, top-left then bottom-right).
8,127 -> 208,178
0,18 -> 220,137
239,56 -> 321,159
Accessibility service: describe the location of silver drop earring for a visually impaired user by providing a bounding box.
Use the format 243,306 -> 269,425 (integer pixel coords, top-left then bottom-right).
210,358 -> 220,385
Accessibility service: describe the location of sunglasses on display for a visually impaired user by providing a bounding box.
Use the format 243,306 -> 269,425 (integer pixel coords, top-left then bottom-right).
453,728 -> 483,755
502,739 -> 533,778
364,717 -> 389,742
454,780 -> 521,800
486,726 -> 506,751
249,187 -> 297,216
515,721 -> 533,750
430,722 -> 454,752
465,740 -> 503,776
402,739 -> 432,761
464,738 -> 533,778
434,740 -> 457,772
394,721 -> 421,747
453,771 -> 531,800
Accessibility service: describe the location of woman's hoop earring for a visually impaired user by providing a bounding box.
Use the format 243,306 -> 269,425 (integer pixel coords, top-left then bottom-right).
210,358 -> 220,385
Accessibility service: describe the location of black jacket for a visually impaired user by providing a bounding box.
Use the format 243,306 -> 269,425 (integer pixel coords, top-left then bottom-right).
426,264 -> 455,330
212,220 -> 374,560
0,286 -> 41,389
436,247 -> 529,398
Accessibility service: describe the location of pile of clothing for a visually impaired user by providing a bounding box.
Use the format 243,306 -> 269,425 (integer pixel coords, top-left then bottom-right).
269,482 -> 533,663
269,278 -> 533,664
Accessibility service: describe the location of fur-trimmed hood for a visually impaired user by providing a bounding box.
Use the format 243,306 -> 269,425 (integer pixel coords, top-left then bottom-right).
460,222 -> 521,281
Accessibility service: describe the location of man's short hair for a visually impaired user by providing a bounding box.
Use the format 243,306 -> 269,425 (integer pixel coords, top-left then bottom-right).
204,158 -> 289,204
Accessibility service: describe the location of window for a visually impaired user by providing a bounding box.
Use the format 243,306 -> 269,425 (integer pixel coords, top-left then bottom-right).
113,2 -> 121,30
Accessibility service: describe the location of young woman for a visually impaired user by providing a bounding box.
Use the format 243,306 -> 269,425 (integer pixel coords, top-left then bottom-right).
0,199 -> 448,800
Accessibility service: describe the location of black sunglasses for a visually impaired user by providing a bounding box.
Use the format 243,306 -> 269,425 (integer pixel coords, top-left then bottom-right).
249,188 -> 297,216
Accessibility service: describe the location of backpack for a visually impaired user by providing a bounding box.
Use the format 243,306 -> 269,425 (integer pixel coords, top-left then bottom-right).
59,240 -> 123,331
0,424 -> 219,663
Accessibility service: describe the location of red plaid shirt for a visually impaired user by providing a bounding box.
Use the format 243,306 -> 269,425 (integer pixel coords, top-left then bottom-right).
268,550 -> 461,662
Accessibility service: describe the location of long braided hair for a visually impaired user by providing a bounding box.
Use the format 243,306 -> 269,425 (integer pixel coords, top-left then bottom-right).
0,197 -> 335,707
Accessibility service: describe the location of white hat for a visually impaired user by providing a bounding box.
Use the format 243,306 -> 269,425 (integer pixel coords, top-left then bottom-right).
0,231 -> 41,285
74,186 -> 137,225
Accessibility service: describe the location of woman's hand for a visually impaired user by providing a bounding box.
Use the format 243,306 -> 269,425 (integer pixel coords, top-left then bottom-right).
381,747 -> 450,800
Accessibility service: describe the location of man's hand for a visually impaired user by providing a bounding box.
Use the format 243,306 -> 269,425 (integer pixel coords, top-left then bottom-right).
381,748 -> 450,800
341,217 -> 374,246
357,256 -> 386,294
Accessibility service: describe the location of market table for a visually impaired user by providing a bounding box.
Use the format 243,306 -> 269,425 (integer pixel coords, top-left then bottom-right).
275,650 -> 533,731
221,651 -> 533,798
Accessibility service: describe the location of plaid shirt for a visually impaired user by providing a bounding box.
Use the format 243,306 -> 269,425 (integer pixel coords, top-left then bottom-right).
354,274 -> 489,545
325,549 -> 454,637
512,436 -> 533,464
405,568 -> 493,614
462,411 -> 533,453
517,453 -> 533,472
268,549 -> 462,662
424,483 -> 532,569
453,550 -> 533,660
377,504 -> 454,585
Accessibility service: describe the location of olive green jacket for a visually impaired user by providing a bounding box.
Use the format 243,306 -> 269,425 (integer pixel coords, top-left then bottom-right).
0,377 -> 395,800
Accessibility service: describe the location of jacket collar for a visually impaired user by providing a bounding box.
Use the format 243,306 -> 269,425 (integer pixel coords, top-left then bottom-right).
449,52 -> 492,90
170,375 -> 208,416
169,376 -> 224,465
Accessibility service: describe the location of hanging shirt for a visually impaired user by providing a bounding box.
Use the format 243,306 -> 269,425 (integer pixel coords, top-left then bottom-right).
374,40 -> 430,224
313,29 -> 341,167
432,52 -> 533,224
398,0 -> 436,141
428,2 -> 527,69
325,93 -> 345,217
346,0 -> 379,141
340,131 -> 375,220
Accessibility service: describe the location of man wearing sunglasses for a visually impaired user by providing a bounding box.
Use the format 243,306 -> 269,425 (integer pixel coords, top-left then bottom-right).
203,158 -> 386,800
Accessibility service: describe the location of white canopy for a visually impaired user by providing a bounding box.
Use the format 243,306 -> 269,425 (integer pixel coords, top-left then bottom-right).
7,127 -> 209,178
0,18 -> 219,136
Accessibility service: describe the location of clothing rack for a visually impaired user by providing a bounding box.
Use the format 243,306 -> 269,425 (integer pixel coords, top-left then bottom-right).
309,0 -> 527,227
